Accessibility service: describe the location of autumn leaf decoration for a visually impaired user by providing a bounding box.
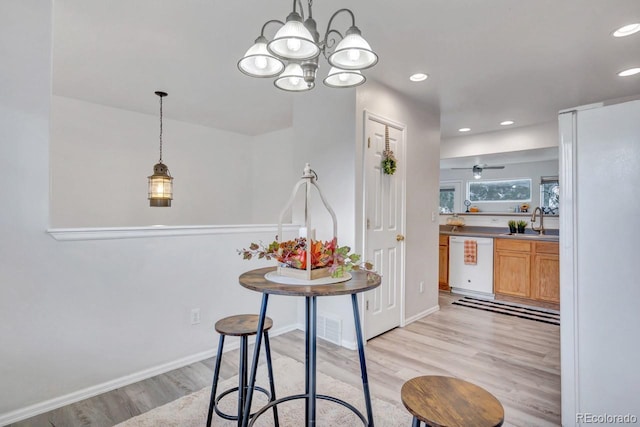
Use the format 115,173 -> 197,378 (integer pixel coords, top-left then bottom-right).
381,125 -> 397,175
238,237 -> 374,278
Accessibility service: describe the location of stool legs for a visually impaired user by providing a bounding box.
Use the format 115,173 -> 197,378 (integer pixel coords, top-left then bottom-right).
237,336 -> 248,427
411,416 -> 421,427
263,330 -> 280,426
206,335 -> 225,427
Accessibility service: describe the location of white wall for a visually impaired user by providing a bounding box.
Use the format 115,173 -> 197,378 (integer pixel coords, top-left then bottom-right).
441,120 -> 558,158
51,96 -> 297,227
356,80 -> 442,324
439,159 -> 559,213
250,127 -> 297,225
0,2 -> 298,423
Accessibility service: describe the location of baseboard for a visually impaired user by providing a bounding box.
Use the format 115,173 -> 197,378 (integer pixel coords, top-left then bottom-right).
403,305 -> 440,326
0,324 -> 298,426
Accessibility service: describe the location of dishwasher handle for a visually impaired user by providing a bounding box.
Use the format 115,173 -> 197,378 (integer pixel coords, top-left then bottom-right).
450,236 -> 493,245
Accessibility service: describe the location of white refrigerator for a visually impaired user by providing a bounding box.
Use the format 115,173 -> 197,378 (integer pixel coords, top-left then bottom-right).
559,99 -> 640,425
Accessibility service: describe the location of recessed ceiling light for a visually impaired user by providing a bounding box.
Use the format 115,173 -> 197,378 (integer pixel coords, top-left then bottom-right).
409,73 -> 428,82
458,127 -> 471,132
500,120 -> 515,126
613,23 -> 640,37
618,67 -> 640,77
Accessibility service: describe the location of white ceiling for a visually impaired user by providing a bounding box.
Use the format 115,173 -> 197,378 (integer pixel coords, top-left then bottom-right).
53,0 -> 640,137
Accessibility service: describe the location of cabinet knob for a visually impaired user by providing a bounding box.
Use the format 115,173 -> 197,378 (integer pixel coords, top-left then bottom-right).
396,234 -> 405,241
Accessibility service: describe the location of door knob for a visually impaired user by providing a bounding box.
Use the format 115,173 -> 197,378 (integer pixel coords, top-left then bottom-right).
396,234 -> 405,241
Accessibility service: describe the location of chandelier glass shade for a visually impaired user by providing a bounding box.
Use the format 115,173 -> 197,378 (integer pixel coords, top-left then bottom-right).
275,62 -> 315,91
268,12 -> 320,60
323,67 -> 365,88
238,36 -> 285,77
238,1 -> 378,91
327,27 -> 378,70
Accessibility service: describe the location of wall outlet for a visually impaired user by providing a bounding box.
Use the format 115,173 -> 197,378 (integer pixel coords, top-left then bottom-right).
419,281 -> 424,294
431,212 -> 436,222
190,308 -> 201,325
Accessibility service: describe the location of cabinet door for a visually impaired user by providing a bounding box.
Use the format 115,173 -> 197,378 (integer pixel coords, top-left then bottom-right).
438,244 -> 449,290
494,250 -> 531,297
532,253 -> 560,303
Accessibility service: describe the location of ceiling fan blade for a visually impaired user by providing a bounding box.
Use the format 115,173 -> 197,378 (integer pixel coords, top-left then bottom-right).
483,166 -> 505,169
450,167 -> 472,170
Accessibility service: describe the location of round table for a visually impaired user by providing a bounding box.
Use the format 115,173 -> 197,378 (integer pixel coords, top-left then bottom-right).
238,267 -> 381,427
401,375 -> 504,427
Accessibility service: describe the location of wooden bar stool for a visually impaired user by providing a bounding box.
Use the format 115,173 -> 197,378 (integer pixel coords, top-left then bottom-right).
401,375 -> 504,427
206,314 -> 279,427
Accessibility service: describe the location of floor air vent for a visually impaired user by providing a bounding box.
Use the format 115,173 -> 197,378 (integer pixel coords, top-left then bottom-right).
317,312 -> 342,345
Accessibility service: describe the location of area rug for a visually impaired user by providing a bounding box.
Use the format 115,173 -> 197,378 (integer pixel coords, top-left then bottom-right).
452,296 -> 560,325
115,356 -> 411,427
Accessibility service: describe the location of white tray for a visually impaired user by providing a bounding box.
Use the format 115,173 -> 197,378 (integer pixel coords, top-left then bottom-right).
264,271 -> 351,285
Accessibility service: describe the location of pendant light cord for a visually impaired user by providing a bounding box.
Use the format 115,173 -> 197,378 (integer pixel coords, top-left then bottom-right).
159,95 -> 163,163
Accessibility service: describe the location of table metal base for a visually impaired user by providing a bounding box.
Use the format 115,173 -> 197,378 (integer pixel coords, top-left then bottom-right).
241,293 -> 375,427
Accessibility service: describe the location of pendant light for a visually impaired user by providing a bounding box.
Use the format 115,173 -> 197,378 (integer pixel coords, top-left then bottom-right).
148,91 -> 173,207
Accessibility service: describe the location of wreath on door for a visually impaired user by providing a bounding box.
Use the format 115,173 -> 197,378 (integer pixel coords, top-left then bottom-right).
381,125 -> 397,175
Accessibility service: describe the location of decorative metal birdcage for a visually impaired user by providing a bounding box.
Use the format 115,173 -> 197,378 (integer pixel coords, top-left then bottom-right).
276,163 -> 338,280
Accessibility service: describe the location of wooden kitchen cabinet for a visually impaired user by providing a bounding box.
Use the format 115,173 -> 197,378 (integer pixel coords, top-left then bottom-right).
531,242 -> 560,303
494,240 -> 532,298
494,238 -> 559,305
438,234 -> 449,291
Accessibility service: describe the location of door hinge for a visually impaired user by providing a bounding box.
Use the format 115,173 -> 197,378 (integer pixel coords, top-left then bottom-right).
367,137 -> 371,148
366,300 -> 369,310
367,218 -> 370,229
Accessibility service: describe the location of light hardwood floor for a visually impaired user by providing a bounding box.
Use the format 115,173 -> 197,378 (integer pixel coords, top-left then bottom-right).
11,293 -> 560,427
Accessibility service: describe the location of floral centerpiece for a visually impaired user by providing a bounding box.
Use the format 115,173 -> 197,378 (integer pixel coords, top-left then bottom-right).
238,237 -> 372,279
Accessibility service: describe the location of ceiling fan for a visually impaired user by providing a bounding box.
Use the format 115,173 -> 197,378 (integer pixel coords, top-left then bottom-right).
451,163 -> 505,179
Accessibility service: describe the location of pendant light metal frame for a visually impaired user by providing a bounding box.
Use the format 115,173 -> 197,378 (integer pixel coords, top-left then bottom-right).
148,91 -> 173,207
238,0 -> 378,91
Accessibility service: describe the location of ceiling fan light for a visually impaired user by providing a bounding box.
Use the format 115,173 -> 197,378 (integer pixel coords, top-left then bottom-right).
238,36 -> 285,77
328,27 -> 378,70
323,67 -> 365,88
274,62 -> 314,91
267,12 -> 319,60
472,165 -> 482,179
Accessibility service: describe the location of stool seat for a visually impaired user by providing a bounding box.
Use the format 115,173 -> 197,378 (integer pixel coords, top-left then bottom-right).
401,375 -> 504,427
207,314 -> 279,427
215,314 -> 273,336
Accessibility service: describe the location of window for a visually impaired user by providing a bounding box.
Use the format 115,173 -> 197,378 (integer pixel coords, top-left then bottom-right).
440,187 -> 455,213
467,178 -> 531,203
540,176 -> 559,214
439,181 -> 462,213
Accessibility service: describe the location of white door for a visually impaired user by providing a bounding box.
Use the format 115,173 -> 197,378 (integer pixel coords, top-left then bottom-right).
363,113 -> 405,340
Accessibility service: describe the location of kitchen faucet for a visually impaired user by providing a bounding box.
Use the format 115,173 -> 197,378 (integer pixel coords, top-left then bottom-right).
531,207 -> 545,235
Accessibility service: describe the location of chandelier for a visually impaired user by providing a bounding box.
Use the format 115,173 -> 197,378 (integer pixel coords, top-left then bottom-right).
238,0 -> 378,91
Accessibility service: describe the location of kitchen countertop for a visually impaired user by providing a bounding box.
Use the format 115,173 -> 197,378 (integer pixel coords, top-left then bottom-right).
439,225 -> 559,242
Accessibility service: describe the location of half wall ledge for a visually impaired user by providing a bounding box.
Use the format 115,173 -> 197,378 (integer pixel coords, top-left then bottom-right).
47,224 -> 301,242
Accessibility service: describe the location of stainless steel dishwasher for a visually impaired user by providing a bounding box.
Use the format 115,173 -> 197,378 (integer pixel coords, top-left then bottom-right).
449,236 -> 494,299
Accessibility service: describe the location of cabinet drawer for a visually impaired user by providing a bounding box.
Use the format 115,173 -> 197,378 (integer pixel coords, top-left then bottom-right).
535,241 -> 559,255
495,238 -> 531,252
439,234 -> 449,245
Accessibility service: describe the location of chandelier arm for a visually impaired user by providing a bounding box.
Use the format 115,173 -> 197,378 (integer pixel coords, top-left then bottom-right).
260,19 -> 285,37
322,8 -> 355,46
321,28 -> 344,58
292,0 -> 305,20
